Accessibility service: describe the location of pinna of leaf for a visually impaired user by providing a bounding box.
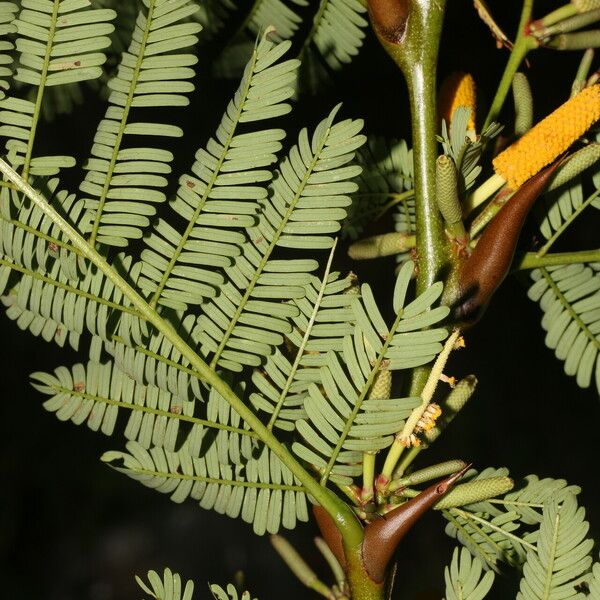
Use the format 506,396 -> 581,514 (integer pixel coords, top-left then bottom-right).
313,464 -> 470,585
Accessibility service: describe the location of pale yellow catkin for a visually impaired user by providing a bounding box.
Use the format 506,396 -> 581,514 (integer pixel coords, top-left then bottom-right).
572,0 -> 600,12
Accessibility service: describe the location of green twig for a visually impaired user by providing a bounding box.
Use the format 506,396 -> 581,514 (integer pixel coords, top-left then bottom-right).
515,248 -> 600,270
483,0 -> 537,130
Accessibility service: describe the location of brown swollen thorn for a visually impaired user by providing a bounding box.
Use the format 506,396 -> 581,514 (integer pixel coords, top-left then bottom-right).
454,160 -> 562,322
361,464 -> 471,583
367,0 -> 409,43
312,505 -> 348,569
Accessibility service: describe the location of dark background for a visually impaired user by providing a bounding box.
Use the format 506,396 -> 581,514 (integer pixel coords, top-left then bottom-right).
2,1 -> 599,598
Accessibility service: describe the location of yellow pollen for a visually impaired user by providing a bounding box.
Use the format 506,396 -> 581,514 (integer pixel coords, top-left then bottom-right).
493,84 -> 600,189
439,72 -> 477,131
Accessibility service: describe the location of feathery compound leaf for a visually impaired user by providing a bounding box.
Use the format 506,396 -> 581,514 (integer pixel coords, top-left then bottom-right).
1,252 -> 143,349
344,135 -> 414,241
102,434 -> 308,535
79,0 -> 201,248
213,0 -> 306,78
293,261 -> 448,484
139,32 -> 299,310
250,255 -> 358,431
30,358 -> 212,450
136,568 -> 195,600
535,136 -> 600,241
192,0 -> 235,43
444,547 -> 495,600
0,0 -> 116,177
192,105 -> 365,372
503,475 -> 581,525
517,494 -> 594,600
528,263 -> 600,394
0,176 -> 85,276
0,3 -> 17,100
298,0 -> 368,94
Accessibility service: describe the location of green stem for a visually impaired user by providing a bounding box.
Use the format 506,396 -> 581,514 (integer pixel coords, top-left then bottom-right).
0,157 -> 363,550
535,3 -> 578,29
515,248 -> 600,270
374,0 -> 448,432
483,0 -> 537,130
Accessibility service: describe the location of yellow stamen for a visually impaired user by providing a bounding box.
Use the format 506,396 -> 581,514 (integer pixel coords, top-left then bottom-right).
493,84 -> 600,189
439,72 -> 477,131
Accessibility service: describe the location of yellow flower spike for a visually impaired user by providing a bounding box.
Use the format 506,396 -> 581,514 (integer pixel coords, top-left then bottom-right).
572,0 -> 600,12
493,84 -> 600,189
439,72 -> 477,131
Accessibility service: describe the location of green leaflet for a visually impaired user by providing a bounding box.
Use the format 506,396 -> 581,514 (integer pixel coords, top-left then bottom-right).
136,567 -> 259,600
109,314 -> 205,402
192,0 -> 235,43
517,494 -> 594,599
535,134 -> 600,242
0,177 -> 84,277
139,32 -> 299,310
444,547 -> 495,600
135,568 -> 256,600
444,509 -> 526,573
439,107 -> 503,194
79,0 -> 201,247
249,265 -> 357,431
31,359 -> 258,453
299,0 -> 368,94
192,105 -> 366,372
213,0 -> 307,78
293,261 -> 449,485
503,475 -> 582,525
0,0 -> 116,177
102,432 -> 309,536
344,136 -> 414,245
589,562 -> 600,599
1,252 -> 143,349
528,263 -> 600,394
0,3 -> 17,100
137,568 -> 195,600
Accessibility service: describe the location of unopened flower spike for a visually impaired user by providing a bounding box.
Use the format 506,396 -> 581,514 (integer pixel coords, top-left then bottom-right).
436,155 -> 468,246
512,72 -> 533,137
572,0 -> 600,13
439,72 -> 477,131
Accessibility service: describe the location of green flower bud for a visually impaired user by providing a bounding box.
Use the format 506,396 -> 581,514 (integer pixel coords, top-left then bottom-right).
348,232 -> 415,259
548,30 -> 600,50
397,460 -> 468,487
548,143 -> 600,190
572,0 -> 600,13
436,155 -> 461,225
432,476 -> 515,509
512,73 -> 533,136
